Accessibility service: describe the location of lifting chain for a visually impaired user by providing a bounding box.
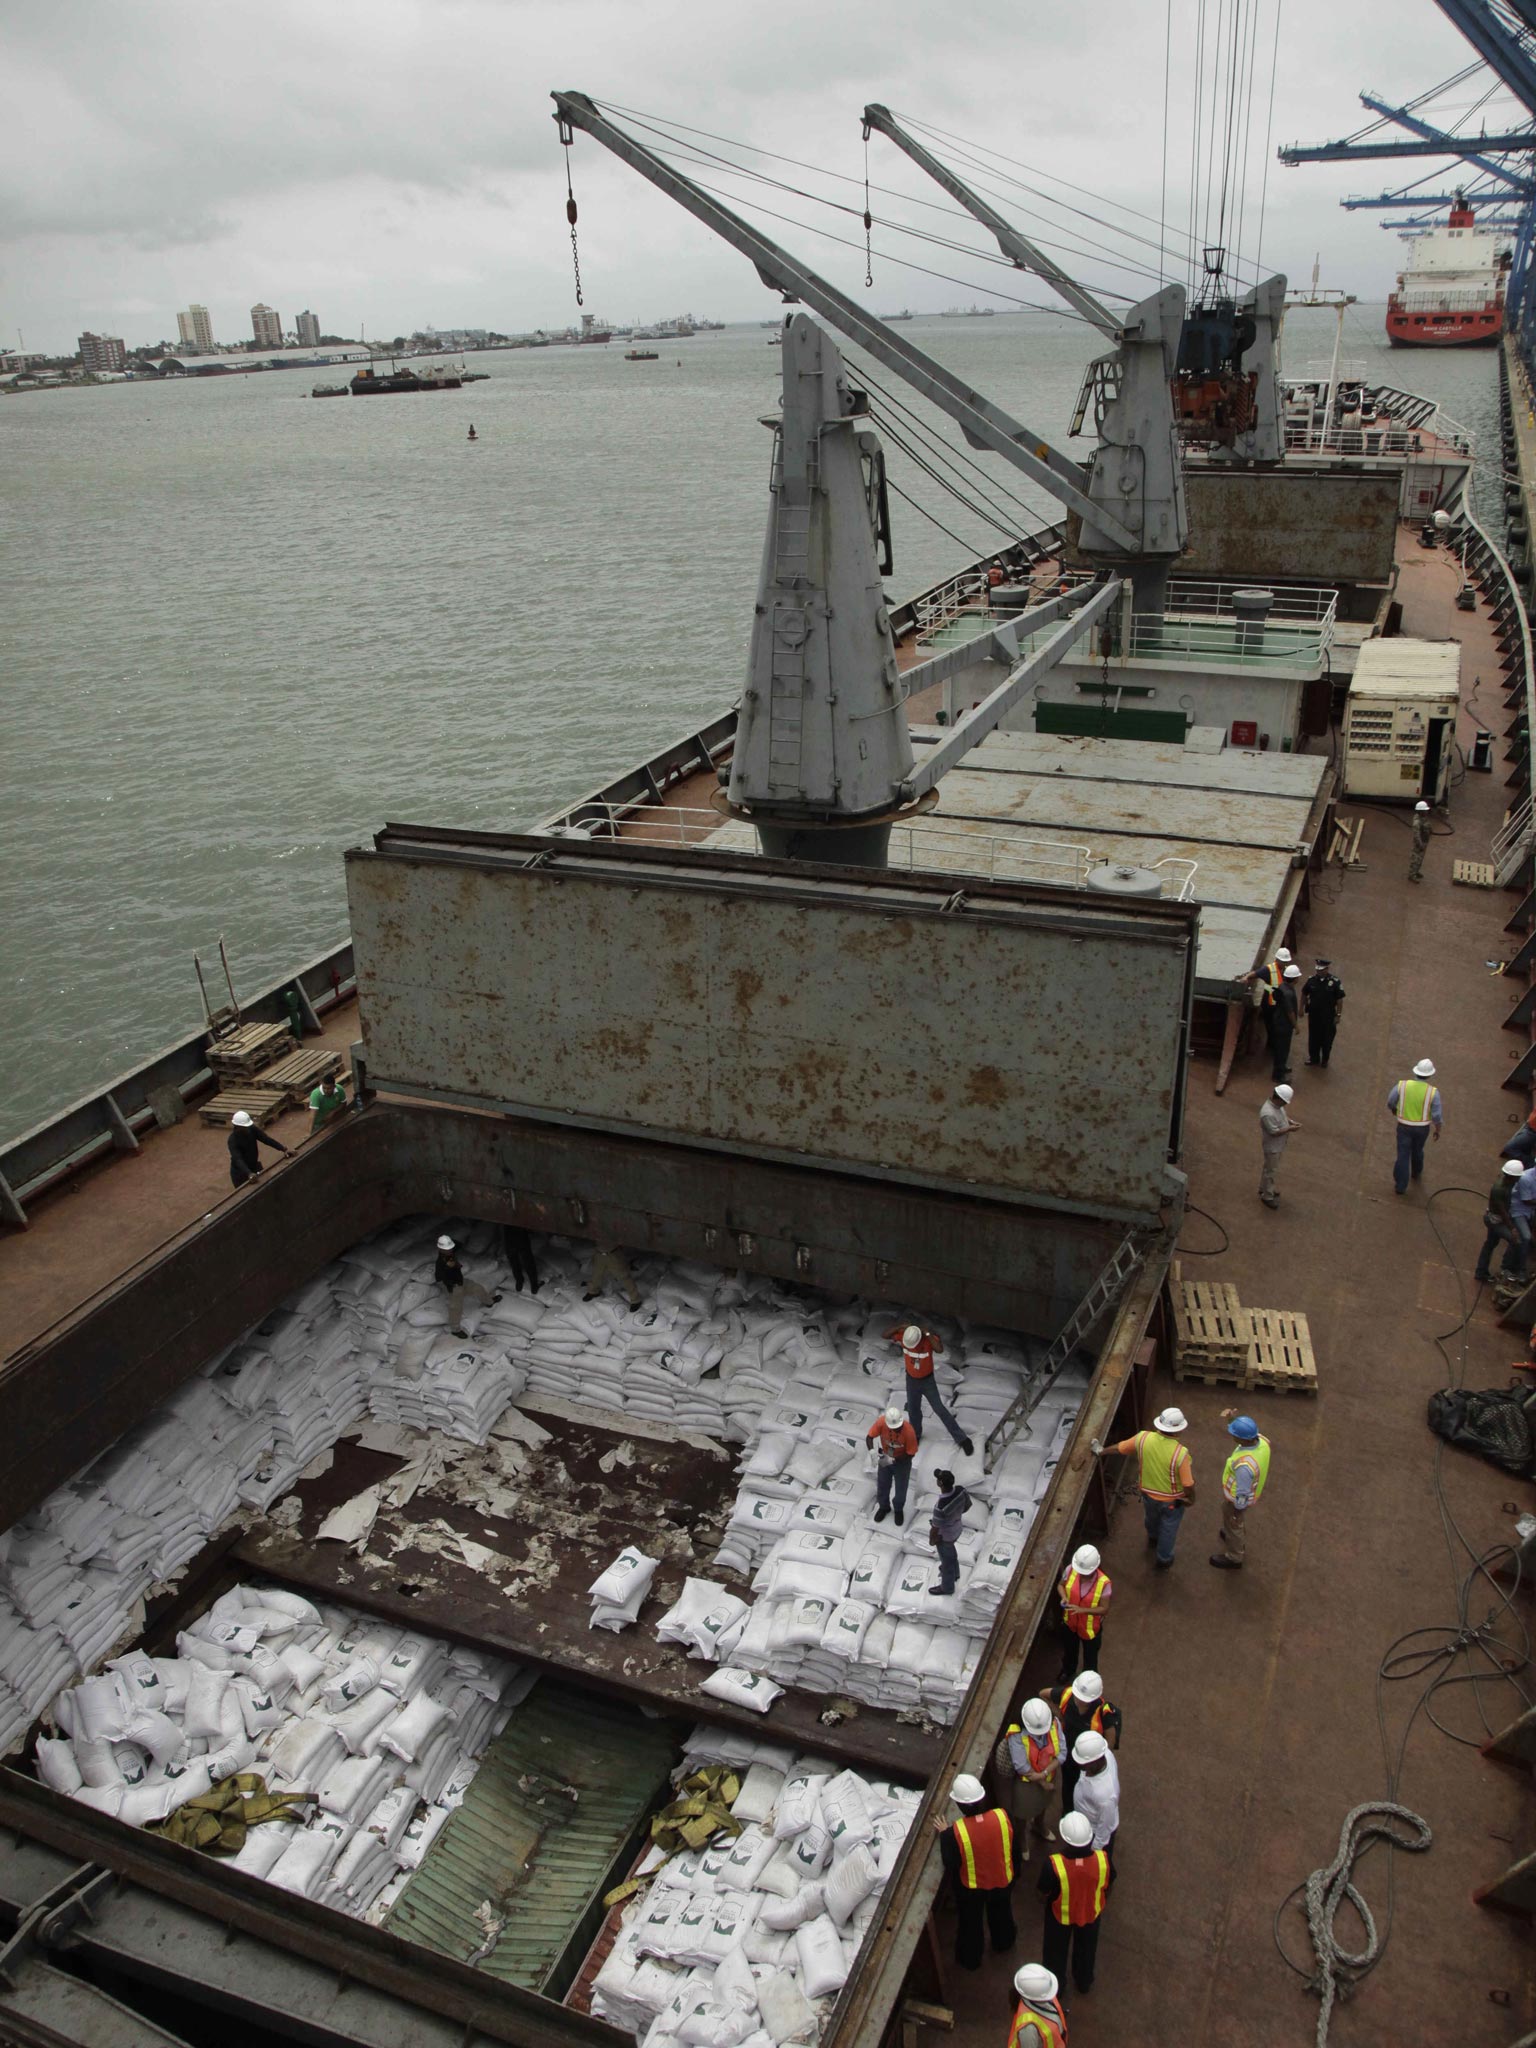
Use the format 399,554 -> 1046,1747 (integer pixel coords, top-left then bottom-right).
861,125 -> 873,288
558,114 -> 584,308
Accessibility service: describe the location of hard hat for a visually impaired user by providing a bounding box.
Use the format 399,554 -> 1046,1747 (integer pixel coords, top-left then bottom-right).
1014,1964 -> 1059,2003
884,1403 -> 904,1428
902,1323 -> 923,1348
1275,947 -> 1291,963
1071,1730 -> 1107,1765
436,1234 -> 455,1251
1227,1414 -> 1260,1442
1020,1699 -> 1053,1737
949,1773 -> 986,1806
1071,1669 -> 1104,1703
1153,1406 -> 1187,1434
1275,1084 -> 1294,1102
1415,800 -> 1431,812
1283,963 -> 1301,979
1058,1811 -> 1094,1848
1412,1059 -> 1436,1079
231,1110 -> 253,1128
1071,1543 -> 1101,1575
1505,1159 -> 1526,1178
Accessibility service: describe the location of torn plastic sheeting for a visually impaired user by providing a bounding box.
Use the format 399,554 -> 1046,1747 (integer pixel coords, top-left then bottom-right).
315,1485 -> 383,1549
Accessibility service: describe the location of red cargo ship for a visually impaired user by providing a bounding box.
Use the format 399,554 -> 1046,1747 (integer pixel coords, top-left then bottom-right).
1385,195 -> 1509,347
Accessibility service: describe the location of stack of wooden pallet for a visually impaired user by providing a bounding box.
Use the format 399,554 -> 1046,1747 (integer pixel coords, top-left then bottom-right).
1170,1261 -> 1317,1395
199,1045 -> 343,1127
206,1020 -> 296,1083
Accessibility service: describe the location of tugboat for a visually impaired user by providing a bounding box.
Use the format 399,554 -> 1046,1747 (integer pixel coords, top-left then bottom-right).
349,358 -> 461,395
310,384 -> 348,397
624,348 -> 659,360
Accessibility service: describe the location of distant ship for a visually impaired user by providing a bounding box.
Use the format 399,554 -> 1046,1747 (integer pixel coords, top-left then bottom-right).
350,361 -> 462,394
879,309 -> 915,322
941,304 -> 995,317
1386,195 -> 1509,348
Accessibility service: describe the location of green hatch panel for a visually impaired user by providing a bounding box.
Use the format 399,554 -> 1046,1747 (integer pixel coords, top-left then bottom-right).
1034,700 -> 1190,743
386,1681 -> 681,1996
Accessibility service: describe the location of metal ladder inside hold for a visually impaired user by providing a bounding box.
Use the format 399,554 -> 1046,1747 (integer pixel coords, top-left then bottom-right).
1493,794 -> 1536,888
985,1229 -> 1145,1463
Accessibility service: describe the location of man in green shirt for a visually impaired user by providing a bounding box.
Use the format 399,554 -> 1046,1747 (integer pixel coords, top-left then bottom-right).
308,1074 -> 349,1135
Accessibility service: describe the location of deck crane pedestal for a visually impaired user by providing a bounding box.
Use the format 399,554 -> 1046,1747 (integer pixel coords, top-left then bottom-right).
552,90 -> 1163,865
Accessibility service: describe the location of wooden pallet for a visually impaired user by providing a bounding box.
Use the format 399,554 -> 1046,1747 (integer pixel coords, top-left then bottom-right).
1170,1260 -> 1251,1380
198,1087 -> 289,1129
1172,1353 -> 1251,1389
1452,859 -> 1498,889
206,1019 -> 296,1081
1243,1307 -> 1318,1395
258,1046 -> 342,1100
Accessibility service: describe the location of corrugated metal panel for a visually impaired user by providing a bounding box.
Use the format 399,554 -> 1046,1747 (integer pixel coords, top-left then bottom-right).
387,1683 -> 677,1994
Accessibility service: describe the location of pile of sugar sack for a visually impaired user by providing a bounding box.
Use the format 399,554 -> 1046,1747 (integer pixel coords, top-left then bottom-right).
38,1582 -> 532,1921
590,1724 -> 922,2045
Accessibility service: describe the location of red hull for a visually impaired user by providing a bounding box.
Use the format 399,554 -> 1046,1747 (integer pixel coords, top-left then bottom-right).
1385,301 -> 1501,347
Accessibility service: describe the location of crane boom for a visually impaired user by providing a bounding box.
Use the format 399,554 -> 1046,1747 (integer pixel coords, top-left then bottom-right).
551,90 -> 1138,553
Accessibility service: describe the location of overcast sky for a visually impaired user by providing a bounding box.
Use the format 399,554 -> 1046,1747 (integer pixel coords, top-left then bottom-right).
1,0 -> 1523,354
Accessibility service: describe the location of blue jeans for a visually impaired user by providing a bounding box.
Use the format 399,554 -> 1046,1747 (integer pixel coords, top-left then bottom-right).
876,1458 -> 911,1516
1393,1123 -> 1429,1193
906,1374 -> 967,1448
1142,1494 -> 1185,1563
933,1537 -> 959,1591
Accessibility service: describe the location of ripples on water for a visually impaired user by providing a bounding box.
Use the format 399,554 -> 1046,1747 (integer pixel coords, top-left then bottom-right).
0,307 -> 1499,1140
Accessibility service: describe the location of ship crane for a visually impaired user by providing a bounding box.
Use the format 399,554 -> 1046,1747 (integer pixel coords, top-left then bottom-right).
552,90 -> 1167,864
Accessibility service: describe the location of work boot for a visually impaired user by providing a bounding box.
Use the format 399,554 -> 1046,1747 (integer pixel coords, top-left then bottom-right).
874,1507 -> 890,1524
928,1584 -> 954,1597
960,1436 -> 975,1457
894,1509 -> 905,1527
1209,1554 -> 1242,1570
1154,1558 -> 1174,1571
1260,1193 -> 1280,1209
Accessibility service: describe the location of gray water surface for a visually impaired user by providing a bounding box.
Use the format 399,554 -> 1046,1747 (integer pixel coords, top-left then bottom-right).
0,306 -> 1498,1140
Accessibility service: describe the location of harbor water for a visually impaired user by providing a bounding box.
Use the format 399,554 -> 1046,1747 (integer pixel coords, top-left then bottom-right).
1,306 -> 1499,1142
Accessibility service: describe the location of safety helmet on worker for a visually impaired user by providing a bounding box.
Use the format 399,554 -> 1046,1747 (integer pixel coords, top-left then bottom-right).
231,1110 -> 253,1128
1275,947 -> 1291,963
1227,1415 -> 1260,1442
1153,1406 -> 1188,1433
884,1403 -> 904,1428
1283,964 -> 1301,979
902,1323 -> 923,1348
950,1773 -> 986,1806
1014,1964 -> 1060,2003
1058,1811 -> 1094,1848
1275,1084 -> 1294,1102
1415,800 -> 1431,813
437,1234 -> 455,1251
1412,1058 -> 1436,1078
1505,1159 -> 1525,1179
1072,1731 -> 1107,1765
1071,1669 -> 1103,1703
1071,1543 -> 1100,1576
1020,1699 -> 1053,1737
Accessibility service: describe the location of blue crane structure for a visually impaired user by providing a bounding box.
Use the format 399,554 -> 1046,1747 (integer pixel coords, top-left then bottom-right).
1279,1 -> 1536,369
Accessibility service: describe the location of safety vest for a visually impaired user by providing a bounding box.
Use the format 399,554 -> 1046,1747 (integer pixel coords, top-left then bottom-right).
1054,1688 -> 1110,1735
1395,1078 -> 1436,1125
1047,1848 -> 1111,1926
952,1808 -> 1014,1889
1007,1717 -> 1063,1777
903,1335 -> 936,1380
1258,960 -> 1282,1007
1060,1568 -> 1110,1641
1134,1430 -> 1191,1503
1222,1437 -> 1271,1505
1008,1998 -> 1067,2048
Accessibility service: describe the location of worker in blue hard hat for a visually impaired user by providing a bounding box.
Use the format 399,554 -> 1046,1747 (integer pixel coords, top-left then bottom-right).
1210,1411 -> 1271,1571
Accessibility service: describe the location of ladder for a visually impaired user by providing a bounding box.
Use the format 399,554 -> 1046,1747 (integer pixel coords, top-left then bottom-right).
1494,794 -> 1536,888
985,1229 -> 1145,1463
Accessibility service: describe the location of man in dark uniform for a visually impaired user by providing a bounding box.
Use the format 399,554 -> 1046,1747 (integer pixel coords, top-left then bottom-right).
1302,957 -> 1346,1068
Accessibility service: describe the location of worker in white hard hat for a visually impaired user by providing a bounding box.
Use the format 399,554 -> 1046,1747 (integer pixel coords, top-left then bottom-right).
1092,1407 -> 1194,1567
1238,943 -> 1294,1080
1258,1081 -> 1301,1209
1009,1963 -> 1067,2047
1408,797 -> 1433,882
933,1771 -> 1018,1972
1046,1667 -> 1122,1812
226,1107 -> 291,1189
433,1234 -> 502,1337
996,1695 -> 1065,1851
865,1400 -> 918,1525
883,1319 -> 974,1455
1386,1058 -> 1442,1194
1265,961 -> 1303,1082
1067,1730 -> 1119,1852
1477,1159 -> 1530,1287
1037,1807 -> 1114,2002
1055,1542 -> 1112,1684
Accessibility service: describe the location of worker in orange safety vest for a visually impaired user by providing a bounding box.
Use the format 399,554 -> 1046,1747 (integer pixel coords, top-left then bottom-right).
1008,1963 -> 1068,2046
1055,1541 -> 1112,1683
933,1772 -> 1017,1971
1037,1809 -> 1113,1997
995,1696 -> 1064,1853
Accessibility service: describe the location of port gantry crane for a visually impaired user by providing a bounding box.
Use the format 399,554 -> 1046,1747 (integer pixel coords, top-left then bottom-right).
552,89 -> 1189,864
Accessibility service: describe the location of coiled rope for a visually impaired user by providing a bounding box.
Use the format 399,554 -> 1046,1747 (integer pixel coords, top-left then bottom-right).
1299,1798 -> 1433,2040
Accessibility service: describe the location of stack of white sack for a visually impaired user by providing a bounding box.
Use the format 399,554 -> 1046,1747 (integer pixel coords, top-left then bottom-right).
654,1580 -> 750,1662
367,1336 -> 529,1446
588,1725 -> 922,2044
590,1548 -> 660,1633
38,1583 -> 535,1921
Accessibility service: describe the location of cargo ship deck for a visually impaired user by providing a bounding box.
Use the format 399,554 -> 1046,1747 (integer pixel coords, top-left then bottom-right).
1,518 -> 1532,2045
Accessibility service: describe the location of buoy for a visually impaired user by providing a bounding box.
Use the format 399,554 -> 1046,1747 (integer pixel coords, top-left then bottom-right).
467,425 -> 477,441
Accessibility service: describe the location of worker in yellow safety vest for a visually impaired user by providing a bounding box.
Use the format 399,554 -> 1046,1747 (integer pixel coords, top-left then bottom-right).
1210,1412 -> 1271,1570
1091,1407 -> 1194,1569
1055,1542 -> 1112,1682
1387,1058 -> 1442,1195
1008,1963 -> 1068,2046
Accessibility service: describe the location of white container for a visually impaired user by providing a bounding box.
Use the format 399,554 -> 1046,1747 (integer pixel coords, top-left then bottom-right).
1342,638 -> 1461,802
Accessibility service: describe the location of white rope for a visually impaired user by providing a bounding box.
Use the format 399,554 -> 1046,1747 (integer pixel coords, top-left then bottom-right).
1301,1802 -> 1433,2045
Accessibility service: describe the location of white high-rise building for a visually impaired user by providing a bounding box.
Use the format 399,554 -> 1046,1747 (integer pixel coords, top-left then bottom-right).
295,309 -> 320,347
176,305 -> 214,354
251,304 -> 283,348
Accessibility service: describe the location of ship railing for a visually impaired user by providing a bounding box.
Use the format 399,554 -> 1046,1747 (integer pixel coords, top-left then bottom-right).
1126,606 -> 1335,671
1164,578 -> 1337,622
912,571 -> 991,645
1149,856 -> 1200,902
